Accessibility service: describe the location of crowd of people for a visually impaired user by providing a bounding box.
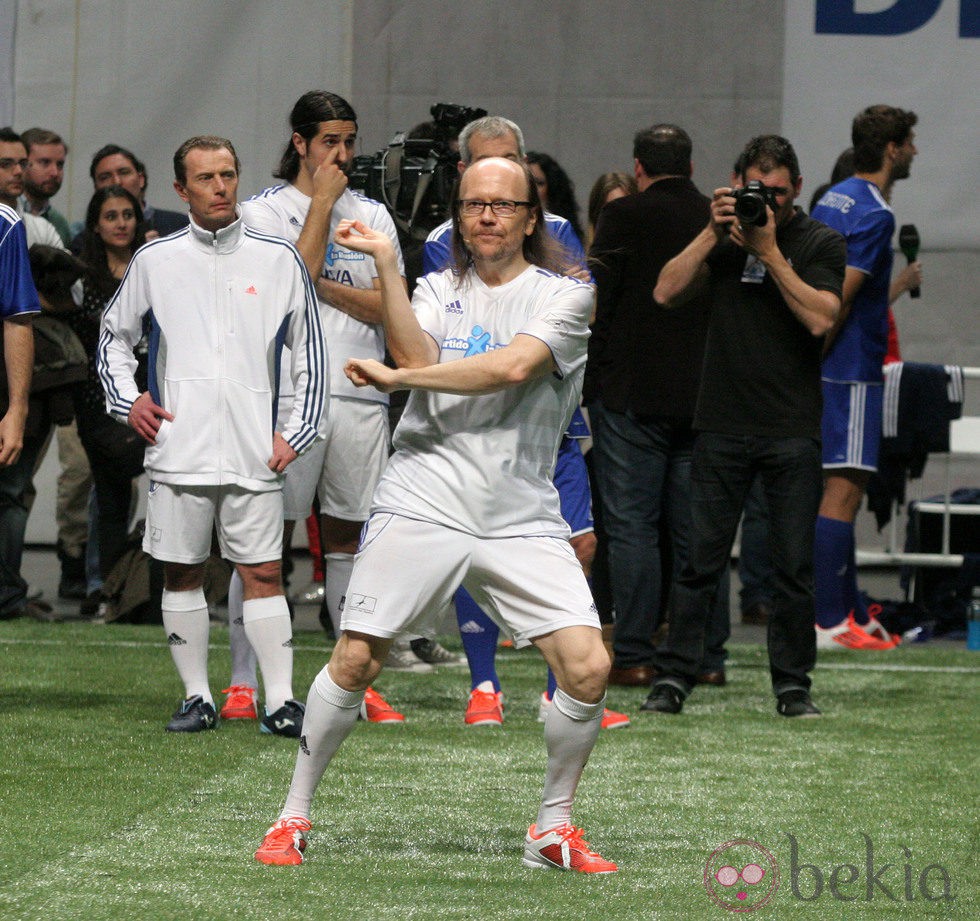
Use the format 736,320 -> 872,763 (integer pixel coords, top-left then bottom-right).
0,95 -> 924,873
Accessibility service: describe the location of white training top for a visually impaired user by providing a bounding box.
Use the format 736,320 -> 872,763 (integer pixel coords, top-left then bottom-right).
372,264 -> 592,538
97,211 -> 326,491
241,184 -> 405,404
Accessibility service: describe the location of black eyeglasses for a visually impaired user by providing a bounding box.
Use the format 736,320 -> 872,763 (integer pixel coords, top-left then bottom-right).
458,199 -> 532,217
0,158 -> 29,171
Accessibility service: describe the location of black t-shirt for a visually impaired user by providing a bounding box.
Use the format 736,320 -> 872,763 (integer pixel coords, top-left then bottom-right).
694,209 -> 845,439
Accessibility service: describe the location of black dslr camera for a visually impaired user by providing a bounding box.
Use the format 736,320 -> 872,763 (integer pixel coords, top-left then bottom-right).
731,180 -> 779,227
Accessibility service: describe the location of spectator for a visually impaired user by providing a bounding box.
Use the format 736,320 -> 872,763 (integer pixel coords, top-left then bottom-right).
527,150 -> 585,242
585,171 -> 636,250
587,124 -> 727,688
0,201 -> 40,618
70,186 -> 147,598
647,135 -> 844,718
20,127 -> 71,245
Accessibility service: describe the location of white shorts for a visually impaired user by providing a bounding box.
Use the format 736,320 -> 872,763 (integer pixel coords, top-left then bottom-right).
143,481 -> 283,565
340,513 -> 601,648
278,396 -> 389,522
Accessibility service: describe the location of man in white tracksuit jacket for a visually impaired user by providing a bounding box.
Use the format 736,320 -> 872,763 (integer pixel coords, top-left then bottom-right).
97,135 -> 327,735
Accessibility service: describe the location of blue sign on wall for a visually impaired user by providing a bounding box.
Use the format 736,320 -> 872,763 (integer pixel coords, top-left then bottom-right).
816,0 -> 979,36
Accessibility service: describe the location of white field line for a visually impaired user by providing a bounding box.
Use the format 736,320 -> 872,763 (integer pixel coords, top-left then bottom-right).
1,635 -> 978,674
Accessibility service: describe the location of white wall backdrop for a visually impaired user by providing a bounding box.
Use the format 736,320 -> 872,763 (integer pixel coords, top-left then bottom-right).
12,0 -> 352,222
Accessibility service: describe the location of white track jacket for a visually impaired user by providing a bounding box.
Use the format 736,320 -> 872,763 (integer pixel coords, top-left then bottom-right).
97,211 -> 327,491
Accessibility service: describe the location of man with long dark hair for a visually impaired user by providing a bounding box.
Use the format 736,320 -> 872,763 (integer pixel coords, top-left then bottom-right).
256,157 -> 616,874
241,92 -> 416,718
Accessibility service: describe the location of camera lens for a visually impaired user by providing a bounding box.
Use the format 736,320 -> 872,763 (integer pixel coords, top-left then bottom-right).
734,192 -> 767,227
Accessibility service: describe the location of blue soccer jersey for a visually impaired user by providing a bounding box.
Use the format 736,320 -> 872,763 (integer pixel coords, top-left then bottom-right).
0,205 -> 41,319
812,177 -> 894,383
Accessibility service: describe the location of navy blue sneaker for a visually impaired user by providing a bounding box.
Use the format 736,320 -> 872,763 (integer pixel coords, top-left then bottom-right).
261,699 -> 305,737
166,695 -> 218,732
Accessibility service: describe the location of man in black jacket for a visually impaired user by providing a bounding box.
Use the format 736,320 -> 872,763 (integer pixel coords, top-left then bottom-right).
587,124 -> 727,687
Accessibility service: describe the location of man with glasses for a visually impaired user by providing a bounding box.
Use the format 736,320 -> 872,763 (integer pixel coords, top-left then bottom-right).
420,115 -> 616,729
0,127 -> 83,620
647,135 -> 845,719
255,156 -> 617,874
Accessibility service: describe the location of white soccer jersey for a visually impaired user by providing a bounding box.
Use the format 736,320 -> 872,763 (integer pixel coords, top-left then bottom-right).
242,184 -> 405,404
372,265 -> 592,538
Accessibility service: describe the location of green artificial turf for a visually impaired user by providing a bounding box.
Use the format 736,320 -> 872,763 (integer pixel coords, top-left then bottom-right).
0,621 -> 977,920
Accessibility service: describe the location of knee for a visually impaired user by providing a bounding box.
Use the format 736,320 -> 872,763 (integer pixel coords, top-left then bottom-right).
328,632 -> 388,691
560,644 -> 610,704
164,562 -> 205,592
238,560 -> 282,599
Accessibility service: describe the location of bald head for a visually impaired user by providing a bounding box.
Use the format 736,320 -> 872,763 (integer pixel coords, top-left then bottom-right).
459,156 -> 531,201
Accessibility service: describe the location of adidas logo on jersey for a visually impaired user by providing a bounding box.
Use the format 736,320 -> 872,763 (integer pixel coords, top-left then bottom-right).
167,633 -> 187,646
445,299 -> 463,314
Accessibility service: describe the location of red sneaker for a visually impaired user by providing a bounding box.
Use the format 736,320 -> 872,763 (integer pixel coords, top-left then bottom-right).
523,823 -> 617,873
464,688 -> 503,726
359,687 -> 405,724
220,685 -> 258,720
254,817 -> 311,865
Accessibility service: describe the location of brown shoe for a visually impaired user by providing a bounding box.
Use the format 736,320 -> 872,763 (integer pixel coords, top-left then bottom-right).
696,669 -> 727,687
608,665 -> 656,687
741,602 -> 771,626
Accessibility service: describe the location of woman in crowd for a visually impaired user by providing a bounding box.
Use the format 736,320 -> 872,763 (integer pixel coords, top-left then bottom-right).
585,171 -> 636,250
526,151 -> 585,243
72,186 -> 148,598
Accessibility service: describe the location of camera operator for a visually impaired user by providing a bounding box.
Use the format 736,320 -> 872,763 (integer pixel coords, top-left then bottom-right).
647,135 -> 845,719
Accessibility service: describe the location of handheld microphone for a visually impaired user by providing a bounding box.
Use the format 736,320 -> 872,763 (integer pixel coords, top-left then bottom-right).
898,224 -> 921,299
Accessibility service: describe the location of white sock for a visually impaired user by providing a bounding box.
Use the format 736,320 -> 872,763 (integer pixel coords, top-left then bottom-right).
227,570 -> 257,689
280,667 -> 364,821
535,688 -> 604,831
324,552 -> 354,636
242,595 -> 294,713
162,588 -> 212,705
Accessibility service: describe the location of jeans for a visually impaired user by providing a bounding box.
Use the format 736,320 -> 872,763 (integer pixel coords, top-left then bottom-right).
653,432 -> 821,696
739,476 -> 774,611
0,428 -> 49,616
590,402 -> 729,670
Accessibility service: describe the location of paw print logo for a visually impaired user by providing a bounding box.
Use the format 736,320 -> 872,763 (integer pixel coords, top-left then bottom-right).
704,839 -> 779,912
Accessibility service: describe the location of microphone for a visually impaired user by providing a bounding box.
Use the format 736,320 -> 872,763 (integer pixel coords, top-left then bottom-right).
898,224 -> 921,299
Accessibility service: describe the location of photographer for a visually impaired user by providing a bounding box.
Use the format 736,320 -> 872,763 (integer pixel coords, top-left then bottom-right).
647,135 -> 845,719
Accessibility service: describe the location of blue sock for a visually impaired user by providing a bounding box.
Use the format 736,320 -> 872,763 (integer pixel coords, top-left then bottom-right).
545,669 -> 557,700
841,524 -> 869,624
814,515 -> 853,629
455,587 -> 500,692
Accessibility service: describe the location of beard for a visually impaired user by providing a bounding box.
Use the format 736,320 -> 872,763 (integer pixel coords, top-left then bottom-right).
25,178 -> 60,199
